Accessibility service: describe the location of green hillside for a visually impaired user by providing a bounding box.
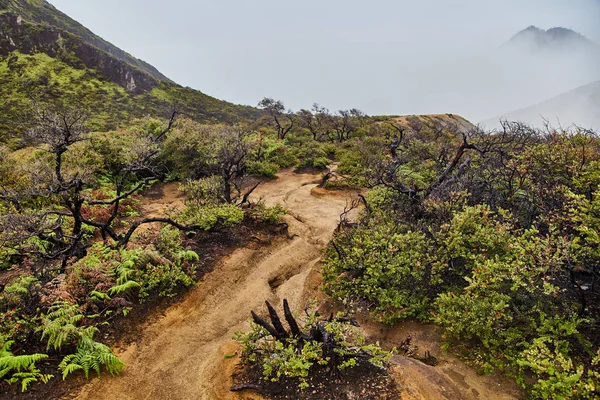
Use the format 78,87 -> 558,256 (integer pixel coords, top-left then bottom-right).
0,0 -> 259,142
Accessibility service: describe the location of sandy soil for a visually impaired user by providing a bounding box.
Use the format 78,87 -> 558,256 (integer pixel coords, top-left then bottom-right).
71,170 -> 355,400
70,169 -> 522,400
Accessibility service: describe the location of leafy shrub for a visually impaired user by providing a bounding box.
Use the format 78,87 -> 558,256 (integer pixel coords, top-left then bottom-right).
247,161 -> 279,178
248,202 -> 287,224
323,219 -> 436,323
181,176 -> 224,205
155,225 -> 184,256
517,339 -> 600,399
234,301 -> 392,389
112,247 -> 197,300
178,203 -> 244,231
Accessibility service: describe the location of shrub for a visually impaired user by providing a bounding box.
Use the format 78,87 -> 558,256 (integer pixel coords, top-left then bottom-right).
247,161 -> 279,178
178,203 -> 244,231
248,202 -> 287,224
234,300 -> 392,389
323,219 -> 436,323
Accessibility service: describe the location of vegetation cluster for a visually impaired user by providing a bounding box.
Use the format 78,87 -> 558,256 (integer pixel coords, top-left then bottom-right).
322,119 -> 600,399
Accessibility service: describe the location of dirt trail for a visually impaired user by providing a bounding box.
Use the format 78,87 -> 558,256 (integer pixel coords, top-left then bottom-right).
72,170 -> 353,400
72,170 -> 522,400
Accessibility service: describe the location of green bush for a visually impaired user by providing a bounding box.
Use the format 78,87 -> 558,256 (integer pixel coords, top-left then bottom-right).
234,307 -> 392,389
178,203 -> 244,231
249,203 -> 287,224
323,219 -> 436,323
247,160 -> 279,178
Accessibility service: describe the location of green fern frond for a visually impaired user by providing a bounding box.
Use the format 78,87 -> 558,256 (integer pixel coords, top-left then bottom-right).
18,376 -> 36,392
0,341 -> 52,391
177,250 -> 200,261
108,280 -> 140,295
38,302 -> 97,350
59,363 -> 82,380
59,334 -> 124,380
89,290 -> 111,301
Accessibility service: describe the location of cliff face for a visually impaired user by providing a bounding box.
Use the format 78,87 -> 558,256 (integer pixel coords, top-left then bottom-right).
0,12 -> 157,94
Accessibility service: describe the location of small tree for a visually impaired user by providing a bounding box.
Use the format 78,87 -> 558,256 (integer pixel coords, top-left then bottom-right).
332,109 -> 366,142
297,103 -> 334,141
258,97 -> 295,140
0,106 -> 206,275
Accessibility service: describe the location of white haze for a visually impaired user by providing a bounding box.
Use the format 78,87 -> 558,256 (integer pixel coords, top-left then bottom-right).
48,0 -> 600,126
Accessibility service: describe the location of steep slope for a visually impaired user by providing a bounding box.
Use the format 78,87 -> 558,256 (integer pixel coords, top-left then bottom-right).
1,0 -> 170,82
0,0 -> 259,141
482,81 -> 600,130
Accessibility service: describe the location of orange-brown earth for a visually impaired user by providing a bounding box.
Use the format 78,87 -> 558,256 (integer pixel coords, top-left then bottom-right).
69,169 -> 522,400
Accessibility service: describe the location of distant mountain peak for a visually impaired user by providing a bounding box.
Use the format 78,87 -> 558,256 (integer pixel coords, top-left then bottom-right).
506,26 -> 598,52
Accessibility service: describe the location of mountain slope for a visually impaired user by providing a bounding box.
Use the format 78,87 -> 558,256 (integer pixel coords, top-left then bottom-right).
482,81 -> 600,130
1,0 -> 170,82
0,0 -> 259,142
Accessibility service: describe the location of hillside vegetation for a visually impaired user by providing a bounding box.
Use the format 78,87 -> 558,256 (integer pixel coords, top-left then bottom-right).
1,2 -> 599,398
0,0 -> 259,143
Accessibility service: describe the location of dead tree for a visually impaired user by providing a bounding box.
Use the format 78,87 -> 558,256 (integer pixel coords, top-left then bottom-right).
337,197 -> 361,231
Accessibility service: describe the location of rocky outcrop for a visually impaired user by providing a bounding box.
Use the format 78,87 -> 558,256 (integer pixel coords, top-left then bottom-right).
0,12 -> 158,94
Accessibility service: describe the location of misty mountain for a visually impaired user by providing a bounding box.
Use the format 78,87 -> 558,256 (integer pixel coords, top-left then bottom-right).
505,26 -> 600,54
478,28 -> 600,130
456,26 -> 599,125
482,80 -> 600,131
0,0 -> 258,140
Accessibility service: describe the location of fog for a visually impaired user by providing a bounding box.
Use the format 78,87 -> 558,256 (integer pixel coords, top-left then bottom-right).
48,0 -> 600,124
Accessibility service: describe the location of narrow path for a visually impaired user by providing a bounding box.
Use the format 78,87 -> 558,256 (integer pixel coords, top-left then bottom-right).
71,169 -> 523,400
72,170 -> 353,400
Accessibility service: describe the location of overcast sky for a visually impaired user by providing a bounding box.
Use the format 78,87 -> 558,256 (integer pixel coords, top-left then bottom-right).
48,0 -> 600,121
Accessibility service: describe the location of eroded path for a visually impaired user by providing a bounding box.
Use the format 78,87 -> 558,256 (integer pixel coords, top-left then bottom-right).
72,169 -> 522,400
73,170 -> 352,400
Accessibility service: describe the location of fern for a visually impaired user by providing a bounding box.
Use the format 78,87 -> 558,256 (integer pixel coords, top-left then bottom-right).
38,301 -> 96,351
108,280 -> 140,295
89,290 -> 111,301
59,334 -> 124,379
180,250 -> 200,262
114,259 -> 136,284
0,341 -> 53,392
3,276 -> 39,296
176,250 -> 200,262
109,257 -> 142,296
